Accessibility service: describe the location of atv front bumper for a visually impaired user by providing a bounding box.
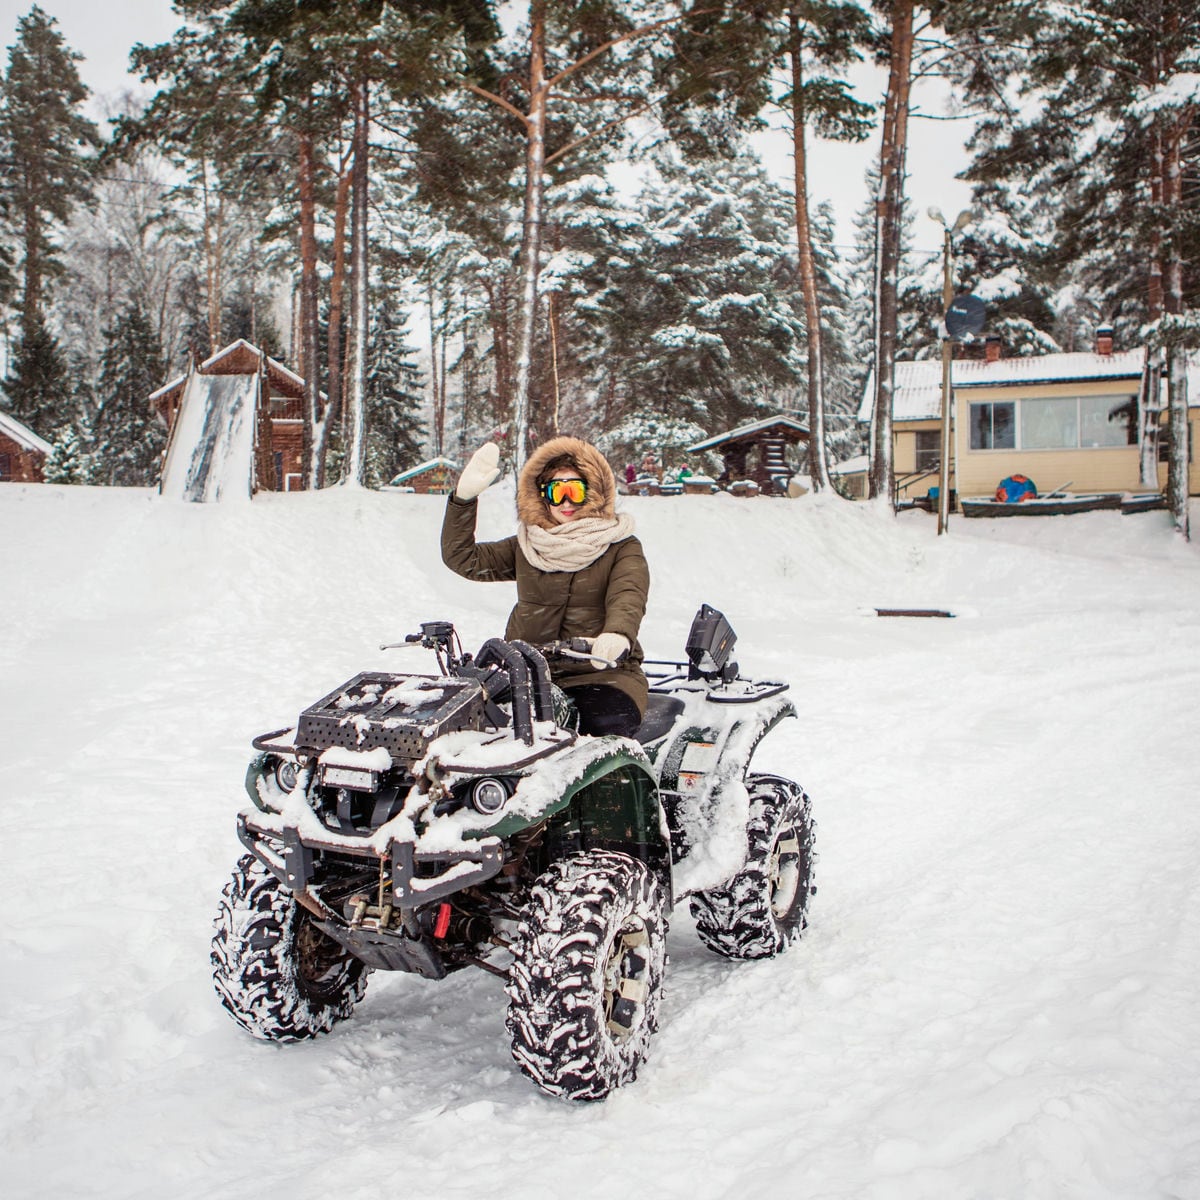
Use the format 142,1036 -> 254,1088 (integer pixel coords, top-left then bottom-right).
236,808 -> 505,911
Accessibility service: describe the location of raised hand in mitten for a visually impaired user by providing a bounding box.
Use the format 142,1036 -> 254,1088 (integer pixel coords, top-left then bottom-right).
589,632 -> 630,669
455,442 -> 501,500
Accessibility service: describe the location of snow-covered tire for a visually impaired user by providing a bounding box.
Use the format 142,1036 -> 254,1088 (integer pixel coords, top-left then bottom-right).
690,774 -> 815,959
506,849 -> 668,1101
211,853 -> 368,1041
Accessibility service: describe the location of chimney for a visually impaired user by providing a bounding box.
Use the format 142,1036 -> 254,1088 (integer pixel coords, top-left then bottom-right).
985,335 -> 1002,364
1096,323 -> 1114,356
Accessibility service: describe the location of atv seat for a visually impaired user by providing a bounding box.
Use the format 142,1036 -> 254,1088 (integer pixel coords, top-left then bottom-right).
634,693 -> 687,744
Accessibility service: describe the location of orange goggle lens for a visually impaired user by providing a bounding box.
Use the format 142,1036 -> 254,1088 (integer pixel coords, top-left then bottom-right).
543,478 -> 588,506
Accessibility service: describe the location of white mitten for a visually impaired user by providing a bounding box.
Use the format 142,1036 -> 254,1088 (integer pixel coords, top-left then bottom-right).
589,632 -> 630,669
455,442 -> 501,500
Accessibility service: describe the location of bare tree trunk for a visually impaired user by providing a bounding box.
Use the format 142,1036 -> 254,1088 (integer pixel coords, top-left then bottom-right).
326,161 -> 353,442
21,206 -> 41,342
868,0 -> 914,504
510,0 -> 548,474
1164,113 -> 1190,539
200,161 -> 222,355
789,7 -> 831,491
1166,344 -> 1189,540
298,126 -> 326,489
343,72 -> 370,487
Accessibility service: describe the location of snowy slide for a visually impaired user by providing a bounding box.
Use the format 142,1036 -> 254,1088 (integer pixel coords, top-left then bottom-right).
159,372 -> 258,502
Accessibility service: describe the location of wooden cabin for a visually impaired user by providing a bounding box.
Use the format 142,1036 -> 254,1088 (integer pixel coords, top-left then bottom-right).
149,339 -> 310,493
384,458 -> 460,494
0,409 -> 52,482
687,415 -> 810,495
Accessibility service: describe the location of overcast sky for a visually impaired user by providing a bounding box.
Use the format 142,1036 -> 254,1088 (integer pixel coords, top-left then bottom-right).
1,0 -> 973,255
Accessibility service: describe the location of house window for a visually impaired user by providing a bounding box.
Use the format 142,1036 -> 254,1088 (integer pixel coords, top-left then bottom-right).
915,430 -> 940,472
0,452 -> 11,480
970,394 -> 1136,451
1079,396 -> 1135,447
1021,398 -> 1077,448
969,402 -> 1015,449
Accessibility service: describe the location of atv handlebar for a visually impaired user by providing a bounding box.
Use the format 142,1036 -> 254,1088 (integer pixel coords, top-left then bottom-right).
538,638 -> 628,670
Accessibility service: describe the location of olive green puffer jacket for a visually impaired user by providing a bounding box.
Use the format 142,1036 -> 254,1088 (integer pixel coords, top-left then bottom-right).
440,494 -> 650,714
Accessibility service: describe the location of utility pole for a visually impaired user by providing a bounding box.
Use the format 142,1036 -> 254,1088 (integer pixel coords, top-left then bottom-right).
928,207 -> 972,535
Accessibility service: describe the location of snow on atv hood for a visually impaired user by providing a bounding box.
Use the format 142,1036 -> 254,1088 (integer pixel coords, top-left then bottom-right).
407,723 -> 655,854
317,745 -> 393,771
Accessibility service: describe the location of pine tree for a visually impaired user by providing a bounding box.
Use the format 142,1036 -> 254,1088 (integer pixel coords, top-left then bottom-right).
4,317 -> 69,434
0,6 -> 100,341
363,298 -> 424,488
43,410 -> 100,484
590,148 -> 807,456
95,301 -> 167,486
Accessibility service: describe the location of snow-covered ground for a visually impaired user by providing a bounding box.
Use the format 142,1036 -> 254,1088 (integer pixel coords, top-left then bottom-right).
3,481 -> 1199,1200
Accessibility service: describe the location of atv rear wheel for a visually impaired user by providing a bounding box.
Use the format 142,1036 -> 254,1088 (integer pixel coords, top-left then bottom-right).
506,849 -> 668,1101
211,853 -> 368,1041
690,774 -> 815,959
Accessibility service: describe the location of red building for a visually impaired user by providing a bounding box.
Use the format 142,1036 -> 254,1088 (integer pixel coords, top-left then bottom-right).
0,409 -> 52,482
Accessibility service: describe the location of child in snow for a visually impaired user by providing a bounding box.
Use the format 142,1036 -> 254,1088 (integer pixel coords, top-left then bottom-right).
441,437 -> 649,737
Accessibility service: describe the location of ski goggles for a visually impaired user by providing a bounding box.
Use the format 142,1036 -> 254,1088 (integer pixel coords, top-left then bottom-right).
542,477 -> 588,506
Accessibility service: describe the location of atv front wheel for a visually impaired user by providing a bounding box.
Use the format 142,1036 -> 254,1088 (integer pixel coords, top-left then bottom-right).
690,774 -> 815,959
211,853 -> 368,1041
506,849 -> 668,1101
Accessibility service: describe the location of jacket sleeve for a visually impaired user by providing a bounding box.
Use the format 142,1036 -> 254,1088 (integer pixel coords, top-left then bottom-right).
603,537 -> 649,643
440,495 -> 518,582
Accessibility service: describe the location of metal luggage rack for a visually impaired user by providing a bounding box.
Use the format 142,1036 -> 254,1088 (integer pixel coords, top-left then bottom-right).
295,672 -> 485,758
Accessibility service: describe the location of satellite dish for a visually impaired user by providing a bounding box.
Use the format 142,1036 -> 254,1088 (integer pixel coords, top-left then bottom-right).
944,293 -> 986,340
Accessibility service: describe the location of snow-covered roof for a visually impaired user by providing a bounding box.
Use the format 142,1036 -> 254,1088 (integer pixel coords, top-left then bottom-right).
830,454 -> 868,476
688,414 -> 809,452
388,457 -> 459,484
858,349 -> 1149,423
200,338 -> 306,392
148,373 -> 187,404
0,408 -> 52,455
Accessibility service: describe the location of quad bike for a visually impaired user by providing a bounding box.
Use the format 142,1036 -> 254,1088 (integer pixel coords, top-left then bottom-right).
212,604 -> 815,1101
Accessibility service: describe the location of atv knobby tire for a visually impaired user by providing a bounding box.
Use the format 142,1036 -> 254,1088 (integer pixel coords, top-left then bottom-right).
690,774 -> 815,959
212,853 -> 368,1041
506,849 -> 668,1101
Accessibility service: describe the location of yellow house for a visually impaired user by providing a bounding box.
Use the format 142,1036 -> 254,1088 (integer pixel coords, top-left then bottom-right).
857,344 -> 1200,505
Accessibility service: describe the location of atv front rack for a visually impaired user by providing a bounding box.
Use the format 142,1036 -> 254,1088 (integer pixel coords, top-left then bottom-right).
237,807 -> 505,912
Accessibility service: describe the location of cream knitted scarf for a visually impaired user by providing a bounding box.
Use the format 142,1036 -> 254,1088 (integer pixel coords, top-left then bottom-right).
517,513 -> 635,573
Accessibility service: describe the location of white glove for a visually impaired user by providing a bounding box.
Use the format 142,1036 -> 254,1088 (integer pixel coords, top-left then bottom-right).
589,632 -> 630,670
455,442 -> 501,500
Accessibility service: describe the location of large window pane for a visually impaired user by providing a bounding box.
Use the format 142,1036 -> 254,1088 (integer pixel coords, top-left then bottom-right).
1080,395 -> 1136,447
969,402 -> 1015,449
915,430 -> 940,470
992,402 -> 1015,448
1021,397 -> 1077,448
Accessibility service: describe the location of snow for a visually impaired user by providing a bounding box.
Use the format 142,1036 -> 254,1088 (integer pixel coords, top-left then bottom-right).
3,480 -> 1200,1198
158,372 -> 259,502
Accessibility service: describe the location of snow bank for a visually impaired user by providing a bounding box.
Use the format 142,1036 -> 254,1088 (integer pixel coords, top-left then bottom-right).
2,480 -> 1199,1199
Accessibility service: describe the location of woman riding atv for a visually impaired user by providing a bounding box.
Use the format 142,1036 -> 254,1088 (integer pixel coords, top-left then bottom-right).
441,437 -> 649,738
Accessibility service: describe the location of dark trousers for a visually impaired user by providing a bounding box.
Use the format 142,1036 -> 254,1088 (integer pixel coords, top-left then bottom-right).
563,684 -> 641,738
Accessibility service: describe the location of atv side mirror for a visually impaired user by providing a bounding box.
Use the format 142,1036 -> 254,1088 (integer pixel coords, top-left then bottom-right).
686,604 -> 737,680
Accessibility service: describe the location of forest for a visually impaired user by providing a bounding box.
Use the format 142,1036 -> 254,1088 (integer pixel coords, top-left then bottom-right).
0,1 -> 1196,507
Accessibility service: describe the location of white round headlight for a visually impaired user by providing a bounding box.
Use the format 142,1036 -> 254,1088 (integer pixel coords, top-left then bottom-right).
274,758 -> 299,792
471,777 -> 508,815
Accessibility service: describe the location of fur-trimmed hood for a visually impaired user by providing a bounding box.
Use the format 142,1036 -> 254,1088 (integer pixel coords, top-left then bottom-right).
517,437 -> 618,530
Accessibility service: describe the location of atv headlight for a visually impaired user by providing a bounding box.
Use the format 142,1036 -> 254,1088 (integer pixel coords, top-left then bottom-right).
274,758 -> 299,792
471,777 -> 508,815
